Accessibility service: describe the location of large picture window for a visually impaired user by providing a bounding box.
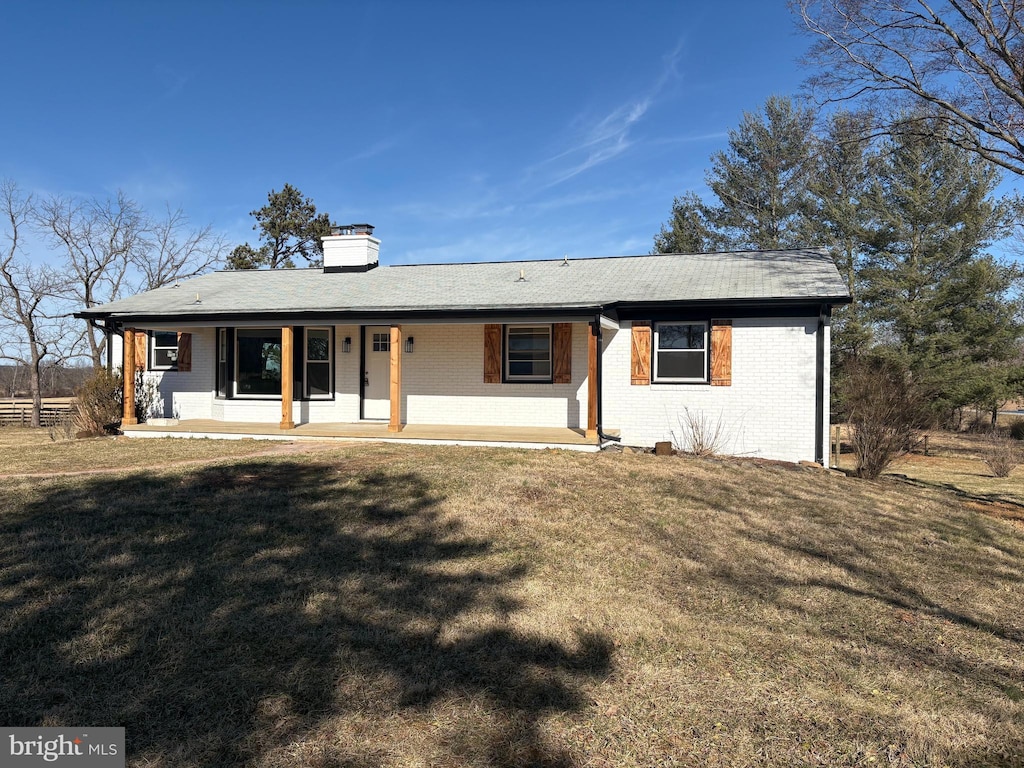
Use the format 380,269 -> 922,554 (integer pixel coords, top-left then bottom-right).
150,331 -> 179,370
236,329 -> 282,396
305,327 -> 332,398
654,322 -> 708,382
505,325 -> 552,382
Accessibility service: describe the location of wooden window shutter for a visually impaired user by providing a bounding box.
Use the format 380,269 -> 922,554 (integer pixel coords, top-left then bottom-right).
483,324 -> 502,383
630,322 -> 651,385
176,332 -> 192,372
134,331 -> 148,372
710,319 -> 732,386
552,323 -> 572,384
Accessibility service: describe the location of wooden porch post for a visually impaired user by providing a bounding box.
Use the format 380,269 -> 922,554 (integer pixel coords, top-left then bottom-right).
122,327 -> 138,426
280,326 -> 295,429
389,324 -> 403,432
587,322 -> 598,439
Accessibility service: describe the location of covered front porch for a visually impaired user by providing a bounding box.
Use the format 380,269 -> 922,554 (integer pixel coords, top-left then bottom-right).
119,318 -> 610,439
121,419 -> 605,451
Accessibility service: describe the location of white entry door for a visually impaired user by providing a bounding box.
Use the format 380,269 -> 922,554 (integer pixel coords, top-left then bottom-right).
363,326 -> 391,419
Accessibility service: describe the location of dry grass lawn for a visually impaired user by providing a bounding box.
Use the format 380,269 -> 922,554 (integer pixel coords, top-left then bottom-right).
837,429 -> 1024,508
0,434 -> 1022,766
0,427 -> 306,475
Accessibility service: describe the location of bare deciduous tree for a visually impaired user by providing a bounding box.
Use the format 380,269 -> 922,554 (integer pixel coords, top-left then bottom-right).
795,0 -> 1024,176
37,191 -> 147,367
38,192 -> 226,367
136,205 -> 228,290
0,180 -> 79,427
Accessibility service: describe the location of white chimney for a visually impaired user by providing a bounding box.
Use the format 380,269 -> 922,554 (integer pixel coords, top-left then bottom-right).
322,223 -> 380,272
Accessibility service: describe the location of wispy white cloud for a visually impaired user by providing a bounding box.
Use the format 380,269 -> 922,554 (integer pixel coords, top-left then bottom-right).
390,196 -> 517,222
378,41 -> 688,249
385,210 -> 658,266
525,184 -> 641,213
530,38 -> 686,188
152,64 -> 191,102
390,228 -> 547,265
539,100 -> 651,187
648,131 -> 729,146
112,168 -> 189,205
346,134 -> 407,163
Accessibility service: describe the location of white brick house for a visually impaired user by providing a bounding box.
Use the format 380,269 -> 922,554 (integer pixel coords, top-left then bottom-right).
81,225 -> 849,463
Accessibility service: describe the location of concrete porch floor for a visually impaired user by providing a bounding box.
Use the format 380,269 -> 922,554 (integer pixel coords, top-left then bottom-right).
122,419 -> 606,451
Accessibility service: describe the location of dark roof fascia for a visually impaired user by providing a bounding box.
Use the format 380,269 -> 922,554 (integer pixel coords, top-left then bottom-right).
78,294 -> 851,327
85,305 -> 611,326
610,295 -> 850,320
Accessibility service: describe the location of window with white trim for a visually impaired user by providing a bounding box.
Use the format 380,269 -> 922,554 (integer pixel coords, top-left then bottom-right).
654,322 -> 708,382
304,327 -> 332,398
150,331 -> 179,370
505,325 -> 552,382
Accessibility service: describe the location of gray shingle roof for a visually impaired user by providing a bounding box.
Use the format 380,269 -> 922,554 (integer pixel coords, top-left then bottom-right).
80,248 -> 850,320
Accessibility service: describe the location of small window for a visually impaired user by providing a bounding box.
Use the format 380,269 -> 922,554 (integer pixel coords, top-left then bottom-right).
654,322 -> 708,382
305,327 -> 332,398
372,332 -> 390,352
235,328 -> 282,397
151,331 -> 179,370
217,328 -> 230,398
506,325 -> 552,382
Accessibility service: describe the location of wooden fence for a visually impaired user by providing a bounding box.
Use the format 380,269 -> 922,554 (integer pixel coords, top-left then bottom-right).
0,398 -> 76,427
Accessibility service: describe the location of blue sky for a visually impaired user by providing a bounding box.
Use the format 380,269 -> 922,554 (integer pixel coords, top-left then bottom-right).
3,1 -> 815,266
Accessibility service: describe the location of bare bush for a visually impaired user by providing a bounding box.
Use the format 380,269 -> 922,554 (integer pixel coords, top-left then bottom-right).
73,368 -> 122,435
671,407 -> 727,457
1009,419 -> 1024,441
845,357 -> 932,480
982,435 -> 1022,478
47,413 -> 76,442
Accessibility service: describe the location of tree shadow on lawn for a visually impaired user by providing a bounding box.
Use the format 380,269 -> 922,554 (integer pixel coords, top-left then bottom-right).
649,472 -> 1024,761
0,460 -> 612,767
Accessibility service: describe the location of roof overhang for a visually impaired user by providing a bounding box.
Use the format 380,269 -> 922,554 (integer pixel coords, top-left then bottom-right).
79,305 -> 621,330
78,293 -> 850,331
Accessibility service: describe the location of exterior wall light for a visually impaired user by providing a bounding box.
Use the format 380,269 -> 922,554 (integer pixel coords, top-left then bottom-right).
342,337 -> 352,353
404,336 -> 415,354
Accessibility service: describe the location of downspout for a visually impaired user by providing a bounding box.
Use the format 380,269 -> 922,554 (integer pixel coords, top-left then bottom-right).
815,305 -> 826,466
358,325 -> 366,420
105,322 -> 114,372
594,315 -> 621,444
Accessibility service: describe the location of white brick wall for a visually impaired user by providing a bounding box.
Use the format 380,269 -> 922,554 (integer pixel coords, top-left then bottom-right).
126,318 -> 828,462
134,329 -> 215,420
400,323 -> 589,427
601,318 -> 825,463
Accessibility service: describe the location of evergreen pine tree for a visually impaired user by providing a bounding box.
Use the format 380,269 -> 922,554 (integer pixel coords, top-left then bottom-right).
858,119 -> 1021,416
703,96 -> 817,250
651,96 -> 818,253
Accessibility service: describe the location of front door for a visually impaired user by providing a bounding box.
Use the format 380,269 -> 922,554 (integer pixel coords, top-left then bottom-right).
363,326 -> 391,419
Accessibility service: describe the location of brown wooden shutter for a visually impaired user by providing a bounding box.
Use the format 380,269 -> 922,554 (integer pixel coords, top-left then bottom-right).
483,324 -> 502,383
710,319 -> 732,386
176,332 -> 192,372
630,322 -> 651,385
134,332 -> 148,371
552,323 -> 572,384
